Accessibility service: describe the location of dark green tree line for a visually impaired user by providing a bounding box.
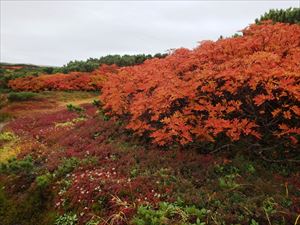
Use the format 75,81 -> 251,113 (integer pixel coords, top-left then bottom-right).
255,7 -> 300,24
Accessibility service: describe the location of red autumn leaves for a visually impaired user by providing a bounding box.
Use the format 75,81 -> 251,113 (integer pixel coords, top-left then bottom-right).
100,22 -> 300,145
8,64 -> 118,91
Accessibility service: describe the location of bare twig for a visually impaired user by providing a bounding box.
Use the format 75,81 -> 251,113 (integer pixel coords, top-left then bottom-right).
264,208 -> 272,225
211,144 -> 233,153
295,214 -> 300,225
258,151 -> 300,163
247,143 -> 300,163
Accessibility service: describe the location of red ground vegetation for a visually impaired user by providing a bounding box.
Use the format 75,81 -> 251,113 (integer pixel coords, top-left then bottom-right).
5,104 -> 218,223
2,101 -> 299,224
0,65 -> 25,70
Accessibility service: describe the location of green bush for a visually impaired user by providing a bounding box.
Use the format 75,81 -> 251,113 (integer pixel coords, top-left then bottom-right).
55,213 -> 77,225
8,92 -> 37,102
85,218 -> 100,225
0,155 -> 34,174
66,104 -> 85,118
132,202 -> 207,225
36,173 -> 52,189
0,132 -> 17,142
97,108 -> 110,121
0,88 -> 11,94
66,104 -> 84,113
54,157 -> 79,178
218,174 -> 239,189
250,219 -> 260,225
92,99 -> 101,107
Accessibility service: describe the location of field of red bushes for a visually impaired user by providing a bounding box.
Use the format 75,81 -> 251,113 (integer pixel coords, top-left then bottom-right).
9,22 -> 300,151
9,64 -> 118,91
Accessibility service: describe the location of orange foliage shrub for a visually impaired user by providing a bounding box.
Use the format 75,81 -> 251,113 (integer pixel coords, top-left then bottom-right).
100,22 -> 300,147
8,64 -> 118,91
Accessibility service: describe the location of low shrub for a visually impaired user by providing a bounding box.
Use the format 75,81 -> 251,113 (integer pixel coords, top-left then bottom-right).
92,99 -> 101,107
7,92 -> 37,102
55,117 -> 86,128
0,132 -> 20,163
0,155 -> 34,174
36,173 -> 52,189
132,202 -> 207,225
0,132 -> 16,142
66,104 -> 84,113
218,174 -> 239,189
54,157 -> 79,178
0,88 -> 11,94
66,104 -> 85,118
54,213 -> 77,225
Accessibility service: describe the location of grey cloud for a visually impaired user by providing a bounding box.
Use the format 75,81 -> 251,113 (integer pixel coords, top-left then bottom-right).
0,1 -> 298,66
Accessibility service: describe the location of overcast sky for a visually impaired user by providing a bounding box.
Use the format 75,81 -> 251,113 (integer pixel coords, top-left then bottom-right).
1,1 -> 299,66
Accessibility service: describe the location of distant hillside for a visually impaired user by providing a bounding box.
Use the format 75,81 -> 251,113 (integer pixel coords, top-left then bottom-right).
0,63 -> 43,71
0,53 -> 168,91
0,53 -> 168,75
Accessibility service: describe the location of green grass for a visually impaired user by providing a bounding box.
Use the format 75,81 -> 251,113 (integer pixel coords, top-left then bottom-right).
39,91 -> 99,102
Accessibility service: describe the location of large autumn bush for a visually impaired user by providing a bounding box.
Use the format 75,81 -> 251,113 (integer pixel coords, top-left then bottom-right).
100,22 -> 300,152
